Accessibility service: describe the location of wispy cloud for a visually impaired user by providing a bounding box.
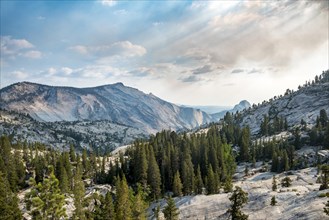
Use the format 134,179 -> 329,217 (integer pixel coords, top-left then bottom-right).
11,70 -> 29,79
231,69 -> 244,74
22,50 -> 42,59
69,41 -> 146,58
180,75 -> 200,83
100,0 -> 116,7
1,36 -> 34,56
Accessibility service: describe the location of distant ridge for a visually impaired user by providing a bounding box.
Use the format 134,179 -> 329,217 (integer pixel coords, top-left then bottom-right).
0,81 -> 213,133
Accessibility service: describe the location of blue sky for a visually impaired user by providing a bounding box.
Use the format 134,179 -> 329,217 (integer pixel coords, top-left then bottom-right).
1,0 -> 328,106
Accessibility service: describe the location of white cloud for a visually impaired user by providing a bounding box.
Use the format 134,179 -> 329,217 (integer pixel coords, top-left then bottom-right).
1,36 -> 34,56
12,70 -> 29,79
47,67 -> 57,76
100,0 -> 116,7
61,67 -> 73,76
22,50 -> 42,59
70,41 -> 146,58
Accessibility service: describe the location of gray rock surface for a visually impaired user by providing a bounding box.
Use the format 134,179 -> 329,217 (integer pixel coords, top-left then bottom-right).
238,82 -> 329,135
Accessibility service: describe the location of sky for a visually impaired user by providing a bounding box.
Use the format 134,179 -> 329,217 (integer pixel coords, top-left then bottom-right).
0,0 -> 328,106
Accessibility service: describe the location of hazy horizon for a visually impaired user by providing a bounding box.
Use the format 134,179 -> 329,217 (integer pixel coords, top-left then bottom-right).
1,0 -> 328,106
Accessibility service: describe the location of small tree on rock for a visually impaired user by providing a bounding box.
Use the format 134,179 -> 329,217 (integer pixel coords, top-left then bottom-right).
272,175 -> 277,191
324,199 -> 329,216
270,196 -> 277,206
281,176 -> 292,187
320,165 -> 329,190
163,196 -> 179,220
228,186 -> 248,220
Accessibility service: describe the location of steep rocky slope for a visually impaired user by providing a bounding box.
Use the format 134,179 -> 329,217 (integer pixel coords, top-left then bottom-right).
0,82 -> 212,133
238,81 -> 329,135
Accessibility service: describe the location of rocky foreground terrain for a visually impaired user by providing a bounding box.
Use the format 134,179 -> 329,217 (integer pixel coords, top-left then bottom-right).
149,165 -> 329,220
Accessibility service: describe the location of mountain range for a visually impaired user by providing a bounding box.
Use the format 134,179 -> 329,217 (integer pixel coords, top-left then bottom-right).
0,82 -> 247,134
1,74 -> 328,139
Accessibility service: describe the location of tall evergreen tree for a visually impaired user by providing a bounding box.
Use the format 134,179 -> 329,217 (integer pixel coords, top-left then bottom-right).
163,196 -> 179,220
132,185 -> 147,220
181,150 -> 194,195
0,171 -> 22,220
115,176 -> 132,220
102,192 -> 115,220
206,165 -> 218,195
70,144 -> 76,162
320,109 -> 328,127
195,165 -> 204,195
134,143 -> 148,187
147,148 -> 162,200
172,171 -> 183,197
73,162 -> 86,220
239,127 -> 250,162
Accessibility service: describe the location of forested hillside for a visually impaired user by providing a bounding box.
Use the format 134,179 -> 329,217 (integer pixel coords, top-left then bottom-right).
236,70 -> 329,135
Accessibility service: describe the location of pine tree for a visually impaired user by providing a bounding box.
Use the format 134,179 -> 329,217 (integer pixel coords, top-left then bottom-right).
61,168 -> 70,193
63,152 -> 73,190
282,150 -> 290,171
271,151 -> 279,172
272,175 -> 277,191
163,196 -> 179,220
195,165 -> 204,194
228,186 -> 248,220
25,166 -> 66,220
82,149 -> 90,179
134,144 -> 148,187
324,123 -> 329,148
320,109 -> 328,127
73,162 -> 86,220
147,148 -> 162,200
172,171 -> 183,197
281,176 -> 292,187
320,165 -> 329,190
0,136 -> 19,192
181,150 -> 194,195
206,165 -> 218,194
132,185 -> 147,220
70,144 -> 76,162
0,171 -> 22,220
115,176 -> 132,220
270,196 -> 277,206
240,127 -> 250,162
102,192 -> 115,219
324,199 -> 329,216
